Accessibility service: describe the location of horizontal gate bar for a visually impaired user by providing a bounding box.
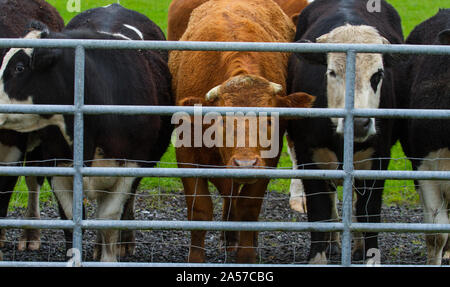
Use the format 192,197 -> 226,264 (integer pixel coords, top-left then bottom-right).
0,166 -> 449,180
0,39 -> 449,55
0,220 -> 74,229
1,105 -> 450,120
1,220 -> 449,234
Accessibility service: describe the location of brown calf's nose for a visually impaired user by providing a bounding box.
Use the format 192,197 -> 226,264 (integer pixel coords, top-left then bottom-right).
233,158 -> 259,168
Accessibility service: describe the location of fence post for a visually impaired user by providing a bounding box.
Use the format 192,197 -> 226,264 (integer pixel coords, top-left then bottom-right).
72,45 -> 85,267
341,50 -> 356,266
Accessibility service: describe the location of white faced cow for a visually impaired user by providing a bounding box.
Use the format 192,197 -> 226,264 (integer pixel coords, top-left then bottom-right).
287,0 -> 404,264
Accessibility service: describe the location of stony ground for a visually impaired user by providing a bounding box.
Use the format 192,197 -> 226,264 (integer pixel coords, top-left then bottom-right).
1,189 -> 448,265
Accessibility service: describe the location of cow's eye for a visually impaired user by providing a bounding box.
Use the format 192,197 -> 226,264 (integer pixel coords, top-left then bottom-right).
327,69 -> 336,78
370,69 -> 384,91
15,63 -> 25,74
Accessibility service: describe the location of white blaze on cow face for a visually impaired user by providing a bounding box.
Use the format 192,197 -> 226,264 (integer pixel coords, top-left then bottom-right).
0,30 -> 41,128
0,30 -> 72,144
317,24 -> 388,142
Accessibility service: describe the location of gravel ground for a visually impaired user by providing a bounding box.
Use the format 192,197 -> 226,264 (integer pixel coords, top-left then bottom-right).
1,189 -> 448,265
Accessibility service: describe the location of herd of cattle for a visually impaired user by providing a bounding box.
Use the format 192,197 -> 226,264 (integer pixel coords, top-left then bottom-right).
0,0 -> 448,265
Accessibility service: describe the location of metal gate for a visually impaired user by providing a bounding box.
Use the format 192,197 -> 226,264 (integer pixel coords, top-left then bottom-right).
0,38 -> 449,267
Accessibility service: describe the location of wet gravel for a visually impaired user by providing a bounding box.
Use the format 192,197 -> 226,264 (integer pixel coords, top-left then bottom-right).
1,189 -> 448,265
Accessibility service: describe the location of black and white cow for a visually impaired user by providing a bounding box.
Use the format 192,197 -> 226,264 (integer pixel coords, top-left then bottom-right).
0,0 -> 64,254
397,9 -> 450,265
0,4 -> 173,262
287,0 -> 404,264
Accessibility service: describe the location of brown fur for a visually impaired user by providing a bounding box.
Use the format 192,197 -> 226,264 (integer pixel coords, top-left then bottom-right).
167,0 -> 310,41
169,0 -> 313,263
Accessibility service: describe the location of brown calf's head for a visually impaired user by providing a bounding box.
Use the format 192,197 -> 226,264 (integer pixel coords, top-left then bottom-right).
180,74 -> 314,183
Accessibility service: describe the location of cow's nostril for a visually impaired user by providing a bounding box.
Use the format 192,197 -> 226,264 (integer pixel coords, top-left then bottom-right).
233,158 -> 258,167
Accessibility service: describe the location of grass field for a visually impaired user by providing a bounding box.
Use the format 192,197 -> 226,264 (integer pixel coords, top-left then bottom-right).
9,0 -> 450,209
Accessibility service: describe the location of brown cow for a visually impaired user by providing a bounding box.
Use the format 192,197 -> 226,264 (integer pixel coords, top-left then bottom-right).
167,0 -> 311,40
169,0 -> 314,263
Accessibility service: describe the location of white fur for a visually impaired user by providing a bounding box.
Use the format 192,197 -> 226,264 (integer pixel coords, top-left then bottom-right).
52,149 -> 139,262
287,140 -> 307,213
319,25 -> 387,142
98,31 -> 132,40
417,148 -> 450,265
0,143 -> 22,163
123,24 -> 144,40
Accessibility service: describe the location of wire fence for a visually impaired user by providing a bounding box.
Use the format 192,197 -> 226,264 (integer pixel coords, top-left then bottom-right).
0,39 -> 449,267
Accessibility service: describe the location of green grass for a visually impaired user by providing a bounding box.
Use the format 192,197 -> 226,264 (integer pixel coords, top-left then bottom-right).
10,0 -> 448,208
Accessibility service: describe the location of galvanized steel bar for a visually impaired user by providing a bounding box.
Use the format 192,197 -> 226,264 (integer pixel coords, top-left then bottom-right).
0,166 -> 449,180
1,104 -> 450,120
0,38 -> 450,55
72,45 -> 85,265
0,219 -> 74,229
341,51 -> 356,266
1,219 -> 450,234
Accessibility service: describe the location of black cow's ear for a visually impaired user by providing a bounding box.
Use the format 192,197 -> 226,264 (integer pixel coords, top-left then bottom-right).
383,53 -> 409,68
438,29 -> 450,45
294,39 -> 327,65
31,48 -> 62,71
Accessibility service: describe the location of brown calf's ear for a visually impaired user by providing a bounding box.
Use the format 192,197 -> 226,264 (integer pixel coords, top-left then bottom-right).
277,92 -> 315,108
177,97 -> 205,106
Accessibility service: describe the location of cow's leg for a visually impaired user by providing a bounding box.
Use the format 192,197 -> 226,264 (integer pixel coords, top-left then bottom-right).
211,178 -> 240,252
419,179 -> 449,265
18,177 -> 41,251
445,201 -> 450,260
234,179 -> 269,263
183,177 -> 212,263
96,176 -> 134,262
52,175 -> 78,252
353,178 -> 383,262
118,178 -> 140,258
304,178 -> 332,264
286,137 -> 307,213
0,176 -> 20,248
327,190 -> 341,256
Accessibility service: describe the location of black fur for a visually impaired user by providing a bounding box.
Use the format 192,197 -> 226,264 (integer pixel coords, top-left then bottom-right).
397,9 -> 450,167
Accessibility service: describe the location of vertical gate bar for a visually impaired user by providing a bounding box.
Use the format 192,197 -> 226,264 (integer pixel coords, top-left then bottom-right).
341,50 -> 356,266
72,45 -> 85,266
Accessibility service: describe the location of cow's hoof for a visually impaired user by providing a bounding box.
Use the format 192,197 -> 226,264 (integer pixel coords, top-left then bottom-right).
236,248 -> 256,263
93,244 -> 101,261
352,249 -> 364,262
0,250 -> 3,261
443,250 -> 450,259
220,231 -> 238,252
18,229 -> 41,251
289,197 -> 307,213
326,241 -> 341,256
0,229 -> 5,248
308,251 -> 327,264
120,242 -> 136,257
